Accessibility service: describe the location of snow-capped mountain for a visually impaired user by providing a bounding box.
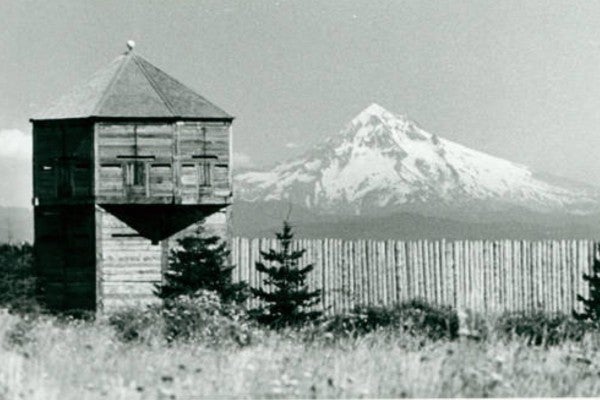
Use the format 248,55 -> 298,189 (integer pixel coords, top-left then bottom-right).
235,103 -> 598,218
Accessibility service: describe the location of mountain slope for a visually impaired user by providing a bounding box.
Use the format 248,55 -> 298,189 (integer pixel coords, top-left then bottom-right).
235,103 -> 598,217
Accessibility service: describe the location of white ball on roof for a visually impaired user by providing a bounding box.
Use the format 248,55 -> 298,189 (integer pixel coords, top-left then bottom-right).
126,40 -> 135,51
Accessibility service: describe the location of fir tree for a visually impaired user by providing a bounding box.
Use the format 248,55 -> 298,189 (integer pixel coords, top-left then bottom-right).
573,251 -> 600,323
251,221 -> 321,327
155,227 -> 248,304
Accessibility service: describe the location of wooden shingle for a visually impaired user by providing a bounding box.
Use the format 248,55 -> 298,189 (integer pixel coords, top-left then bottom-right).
32,51 -> 232,121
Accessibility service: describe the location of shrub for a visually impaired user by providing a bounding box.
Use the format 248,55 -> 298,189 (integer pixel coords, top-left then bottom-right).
108,290 -> 260,347
107,306 -> 163,343
495,311 -> 588,346
320,299 -> 459,341
161,290 -> 258,346
0,243 -> 39,313
394,299 -> 459,340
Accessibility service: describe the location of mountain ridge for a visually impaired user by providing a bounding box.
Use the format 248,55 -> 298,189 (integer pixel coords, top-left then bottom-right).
235,103 -> 599,218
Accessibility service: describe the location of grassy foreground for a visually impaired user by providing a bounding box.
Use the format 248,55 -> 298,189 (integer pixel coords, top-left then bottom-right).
2,311 -> 600,399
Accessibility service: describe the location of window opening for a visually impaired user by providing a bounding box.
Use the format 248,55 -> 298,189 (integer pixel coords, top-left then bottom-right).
200,162 -> 211,187
133,161 -> 145,186
126,161 -> 146,186
117,155 -> 155,160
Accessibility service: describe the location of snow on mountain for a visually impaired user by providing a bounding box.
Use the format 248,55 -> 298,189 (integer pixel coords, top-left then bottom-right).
235,103 -> 598,216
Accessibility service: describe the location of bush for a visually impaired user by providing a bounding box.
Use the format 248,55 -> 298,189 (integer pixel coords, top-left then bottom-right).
107,306 -> 163,343
108,290 -> 260,347
495,311 -> 588,346
320,299 -> 459,341
161,290 -> 258,346
394,299 -> 459,340
0,243 -> 39,313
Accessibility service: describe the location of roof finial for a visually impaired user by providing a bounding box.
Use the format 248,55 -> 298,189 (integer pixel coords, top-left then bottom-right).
126,40 -> 136,52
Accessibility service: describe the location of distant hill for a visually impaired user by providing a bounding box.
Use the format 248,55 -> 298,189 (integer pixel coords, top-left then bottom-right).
12,201 -> 600,243
231,201 -> 600,240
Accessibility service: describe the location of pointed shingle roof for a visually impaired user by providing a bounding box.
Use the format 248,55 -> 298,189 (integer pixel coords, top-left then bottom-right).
32,50 -> 232,121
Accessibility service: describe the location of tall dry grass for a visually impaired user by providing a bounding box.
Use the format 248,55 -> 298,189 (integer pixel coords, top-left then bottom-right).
2,310 -> 600,399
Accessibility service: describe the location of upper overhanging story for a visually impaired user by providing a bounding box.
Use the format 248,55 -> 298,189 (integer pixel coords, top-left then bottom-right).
31,46 -> 234,206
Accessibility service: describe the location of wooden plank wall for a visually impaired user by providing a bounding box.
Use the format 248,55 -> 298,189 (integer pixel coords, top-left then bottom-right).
96,208 -> 229,312
95,121 -> 230,201
96,123 -> 174,198
231,238 -> 596,315
179,122 -> 230,201
96,208 -> 163,311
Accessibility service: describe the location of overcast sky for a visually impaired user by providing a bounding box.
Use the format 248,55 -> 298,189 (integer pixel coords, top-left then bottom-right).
2,0 -> 600,207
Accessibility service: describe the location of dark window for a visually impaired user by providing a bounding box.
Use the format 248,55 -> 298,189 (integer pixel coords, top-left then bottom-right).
133,161 -> 145,186
126,161 -> 146,186
200,162 -> 211,187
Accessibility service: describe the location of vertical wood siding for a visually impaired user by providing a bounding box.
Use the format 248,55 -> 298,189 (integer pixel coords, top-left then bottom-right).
231,238 -> 597,315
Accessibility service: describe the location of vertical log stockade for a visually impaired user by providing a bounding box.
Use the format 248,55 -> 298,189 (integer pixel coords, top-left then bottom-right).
231,238 -> 596,315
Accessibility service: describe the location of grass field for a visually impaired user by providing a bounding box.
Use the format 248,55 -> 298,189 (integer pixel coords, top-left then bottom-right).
2,311 -> 600,399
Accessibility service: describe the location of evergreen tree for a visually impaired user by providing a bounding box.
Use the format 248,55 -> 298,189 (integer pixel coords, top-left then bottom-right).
155,227 -> 248,304
573,251 -> 600,323
251,221 -> 321,327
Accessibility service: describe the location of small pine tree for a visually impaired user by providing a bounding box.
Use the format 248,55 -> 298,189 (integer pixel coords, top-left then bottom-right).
155,227 -> 248,304
573,251 -> 600,323
251,221 -> 321,327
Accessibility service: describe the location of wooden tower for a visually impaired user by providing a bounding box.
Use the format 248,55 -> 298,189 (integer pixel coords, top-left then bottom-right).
31,43 -> 233,312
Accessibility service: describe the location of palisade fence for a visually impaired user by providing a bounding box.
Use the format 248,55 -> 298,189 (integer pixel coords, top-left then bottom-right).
230,238 -> 597,315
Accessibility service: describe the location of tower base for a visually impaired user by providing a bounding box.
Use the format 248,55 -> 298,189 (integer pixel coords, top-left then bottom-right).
34,205 -> 230,313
